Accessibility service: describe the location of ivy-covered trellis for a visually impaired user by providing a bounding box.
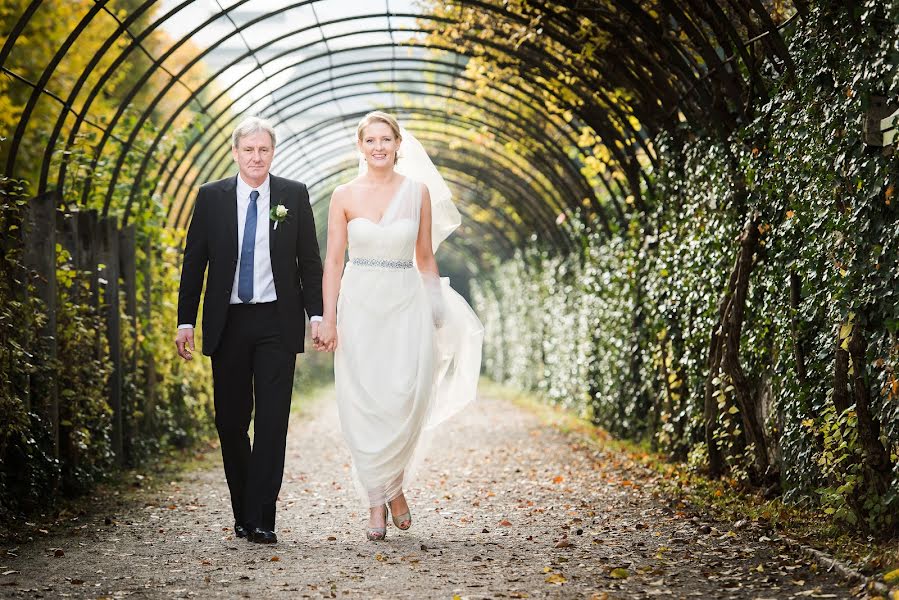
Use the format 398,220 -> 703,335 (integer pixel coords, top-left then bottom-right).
1,0 -> 898,537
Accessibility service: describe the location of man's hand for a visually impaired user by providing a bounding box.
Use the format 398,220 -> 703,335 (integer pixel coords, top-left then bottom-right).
175,327 -> 195,361
311,321 -> 322,351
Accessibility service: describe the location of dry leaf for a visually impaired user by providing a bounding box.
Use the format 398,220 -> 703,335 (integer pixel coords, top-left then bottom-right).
499,519 -> 512,526
545,573 -> 567,584
609,567 -> 629,579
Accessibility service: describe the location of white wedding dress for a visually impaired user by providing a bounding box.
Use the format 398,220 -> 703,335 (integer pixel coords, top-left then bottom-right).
334,176 -> 483,507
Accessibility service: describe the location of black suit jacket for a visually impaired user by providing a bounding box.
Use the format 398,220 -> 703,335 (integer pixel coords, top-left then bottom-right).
177,174 -> 324,355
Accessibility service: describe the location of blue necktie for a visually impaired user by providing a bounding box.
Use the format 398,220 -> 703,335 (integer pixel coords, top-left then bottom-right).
237,190 -> 259,303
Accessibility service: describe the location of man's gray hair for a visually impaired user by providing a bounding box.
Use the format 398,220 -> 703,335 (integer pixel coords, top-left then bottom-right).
231,116 -> 276,148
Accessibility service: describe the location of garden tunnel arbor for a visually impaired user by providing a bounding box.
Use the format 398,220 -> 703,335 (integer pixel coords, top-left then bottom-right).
1,0 -> 802,268
6,0 -> 858,502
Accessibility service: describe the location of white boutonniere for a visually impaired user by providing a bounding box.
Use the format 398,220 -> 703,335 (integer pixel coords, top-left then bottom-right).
270,204 -> 289,230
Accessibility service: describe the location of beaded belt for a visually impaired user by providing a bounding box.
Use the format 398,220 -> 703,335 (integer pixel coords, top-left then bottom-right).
351,257 -> 414,270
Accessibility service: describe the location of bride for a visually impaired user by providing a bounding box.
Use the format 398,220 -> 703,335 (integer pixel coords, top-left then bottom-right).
315,111 -> 483,540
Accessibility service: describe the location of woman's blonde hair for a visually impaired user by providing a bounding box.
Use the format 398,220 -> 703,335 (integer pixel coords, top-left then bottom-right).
356,111 -> 402,164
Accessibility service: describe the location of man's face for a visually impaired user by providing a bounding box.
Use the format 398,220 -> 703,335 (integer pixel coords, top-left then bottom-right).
232,130 -> 274,183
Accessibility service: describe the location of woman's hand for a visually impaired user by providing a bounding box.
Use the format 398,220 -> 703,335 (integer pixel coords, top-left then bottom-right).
317,320 -> 338,352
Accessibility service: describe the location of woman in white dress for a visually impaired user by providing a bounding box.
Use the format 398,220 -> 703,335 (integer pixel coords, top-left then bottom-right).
315,111 -> 482,540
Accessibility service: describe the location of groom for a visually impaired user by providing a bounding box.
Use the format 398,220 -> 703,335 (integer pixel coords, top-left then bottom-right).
175,116 -> 323,544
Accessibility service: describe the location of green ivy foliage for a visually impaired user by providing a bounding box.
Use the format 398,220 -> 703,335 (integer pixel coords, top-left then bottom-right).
473,1 -> 899,534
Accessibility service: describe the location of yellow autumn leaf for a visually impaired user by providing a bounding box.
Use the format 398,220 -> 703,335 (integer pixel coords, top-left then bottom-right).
883,567 -> 899,584
609,567 -> 629,579
545,573 -> 567,584
839,321 -> 853,341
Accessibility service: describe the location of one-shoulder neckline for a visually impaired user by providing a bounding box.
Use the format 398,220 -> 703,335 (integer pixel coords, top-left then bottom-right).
346,176 -> 409,226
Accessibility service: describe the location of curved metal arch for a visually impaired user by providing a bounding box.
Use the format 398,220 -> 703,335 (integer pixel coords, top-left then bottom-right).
84,15 -> 453,213
175,114 -> 572,252
131,41 -> 600,224
180,103 -> 574,249
154,61 -> 599,232
38,0 -> 171,195
5,0 -> 110,177
53,8 -> 620,221
151,53 -> 464,196
169,94 -> 577,232
7,1 -> 796,218
196,86 -> 584,229
48,0 -> 231,195
149,58 -> 462,208
169,83 -> 587,233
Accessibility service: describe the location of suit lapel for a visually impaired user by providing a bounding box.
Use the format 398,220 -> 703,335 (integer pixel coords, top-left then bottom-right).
223,175 -> 238,262
269,175 -> 286,260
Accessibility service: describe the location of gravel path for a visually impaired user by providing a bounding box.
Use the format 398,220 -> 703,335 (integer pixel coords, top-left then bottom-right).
1,387 -> 858,599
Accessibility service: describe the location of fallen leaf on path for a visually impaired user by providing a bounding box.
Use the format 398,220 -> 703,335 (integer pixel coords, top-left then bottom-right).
545,573 -> 566,584
609,567 -> 629,579
270,556 -> 280,562
498,519 -> 512,526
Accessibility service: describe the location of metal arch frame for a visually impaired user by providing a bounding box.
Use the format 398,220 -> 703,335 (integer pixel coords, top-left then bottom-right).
174,110 -> 573,252
42,8 -> 621,220
6,3 -> 625,230
86,13 -> 443,212
177,104 -> 575,250
159,71 -> 591,233
5,0 -> 111,178
151,55 -> 462,198
172,84 -> 584,232
152,58 -> 598,228
421,3 -> 659,167
150,56 -> 460,205
0,0 -> 803,253
37,0 -> 172,196
124,35 -> 602,223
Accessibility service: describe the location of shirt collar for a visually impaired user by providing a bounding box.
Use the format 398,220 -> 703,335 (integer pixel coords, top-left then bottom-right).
236,173 -> 270,199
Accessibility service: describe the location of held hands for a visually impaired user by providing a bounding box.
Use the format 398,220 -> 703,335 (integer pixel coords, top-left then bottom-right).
175,327 -> 195,361
313,320 -> 338,352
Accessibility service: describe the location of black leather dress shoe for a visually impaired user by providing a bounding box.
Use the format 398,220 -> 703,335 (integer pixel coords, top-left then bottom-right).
247,528 -> 277,544
234,523 -> 249,539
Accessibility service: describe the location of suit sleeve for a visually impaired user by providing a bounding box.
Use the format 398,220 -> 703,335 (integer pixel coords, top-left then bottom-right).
295,182 -> 324,318
177,186 -> 209,327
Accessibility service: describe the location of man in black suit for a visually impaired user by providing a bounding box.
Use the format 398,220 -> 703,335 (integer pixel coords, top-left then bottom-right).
175,117 -> 324,544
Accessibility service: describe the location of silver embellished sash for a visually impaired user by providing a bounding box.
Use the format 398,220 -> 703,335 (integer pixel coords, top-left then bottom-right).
351,257 -> 414,270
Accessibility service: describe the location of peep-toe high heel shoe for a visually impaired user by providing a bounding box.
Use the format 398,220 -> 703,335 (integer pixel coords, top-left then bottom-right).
365,505 -> 388,541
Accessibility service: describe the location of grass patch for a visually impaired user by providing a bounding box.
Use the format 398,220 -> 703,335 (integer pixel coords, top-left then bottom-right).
480,378 -> 899,581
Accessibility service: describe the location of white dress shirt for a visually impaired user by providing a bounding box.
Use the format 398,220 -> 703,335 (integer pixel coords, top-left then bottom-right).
232,174 -> 277,305
178,173 -> 320,329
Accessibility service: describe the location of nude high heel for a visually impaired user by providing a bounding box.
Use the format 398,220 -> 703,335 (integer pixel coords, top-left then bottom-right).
365,505 -> 388,541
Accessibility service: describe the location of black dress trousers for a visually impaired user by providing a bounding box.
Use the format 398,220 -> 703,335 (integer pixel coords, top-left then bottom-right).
211,301 -> 296,531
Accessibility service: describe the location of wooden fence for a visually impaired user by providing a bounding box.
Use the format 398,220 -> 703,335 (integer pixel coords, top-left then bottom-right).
21,190 -> 153,466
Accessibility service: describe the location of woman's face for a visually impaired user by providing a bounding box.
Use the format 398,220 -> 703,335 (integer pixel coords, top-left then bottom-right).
358,121 -> 400,168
